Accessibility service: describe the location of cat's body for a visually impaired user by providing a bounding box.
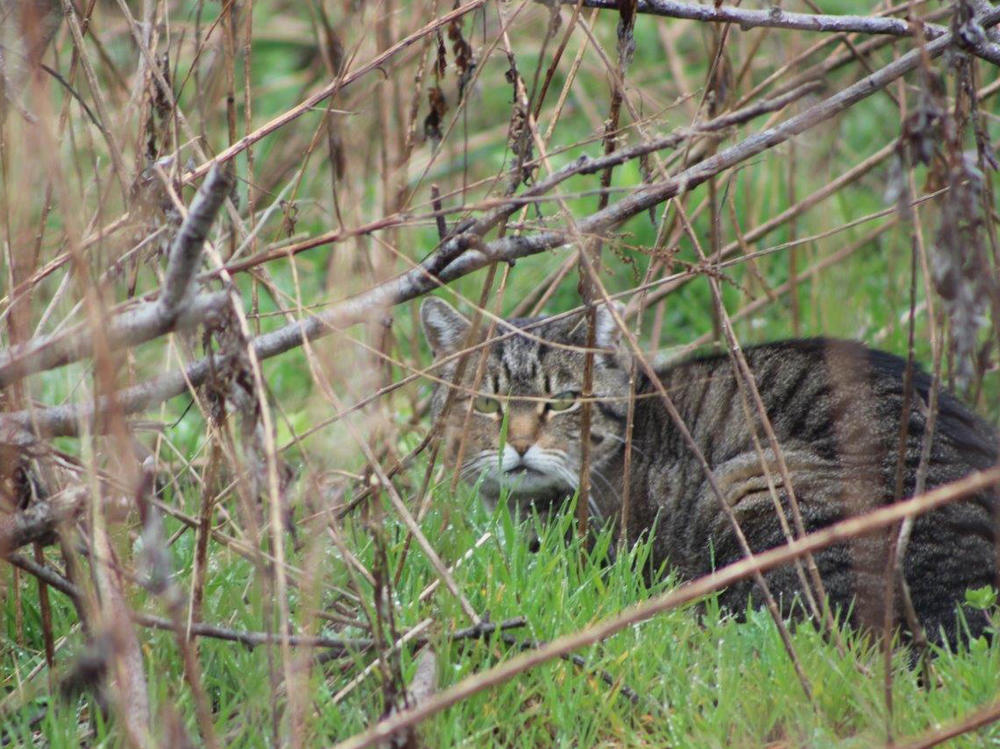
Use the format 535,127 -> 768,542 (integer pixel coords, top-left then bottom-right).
421,298 -> 999,644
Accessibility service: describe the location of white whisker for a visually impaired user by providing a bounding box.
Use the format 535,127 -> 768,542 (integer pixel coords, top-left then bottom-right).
601,433 -> 647,458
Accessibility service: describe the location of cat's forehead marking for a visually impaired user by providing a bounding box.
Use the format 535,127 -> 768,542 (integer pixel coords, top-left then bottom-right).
498,332 -> 541,388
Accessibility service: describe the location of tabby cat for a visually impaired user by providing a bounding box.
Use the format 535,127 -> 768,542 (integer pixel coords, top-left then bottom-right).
420,297 -> 999,645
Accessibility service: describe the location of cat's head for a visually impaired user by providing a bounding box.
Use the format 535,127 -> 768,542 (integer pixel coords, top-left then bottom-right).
420,296 -> 629,514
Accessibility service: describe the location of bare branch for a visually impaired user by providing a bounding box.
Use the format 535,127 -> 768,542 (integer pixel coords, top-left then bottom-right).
0,163 -> 233,389
559,0 -> 1000,65
560,0 -> 920,37
0,292 -> 228,389
3,6 -> 998,438
92,526 -> 151,745
158,164 -> 234,317
0,488 -> 86,556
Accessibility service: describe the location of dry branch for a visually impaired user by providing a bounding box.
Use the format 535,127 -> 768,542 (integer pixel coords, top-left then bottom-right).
0,487 -> 86,556
4,5 -> 999,439
896,698 -> 1000,748
0,292 -> 228,390
0,163 -> 234,389
136,612 -> 526,653
92,526 -> 151,745
4,547 -> 528,654
559,0 -> 1000,64
158,164 -> 235,316
563,0 -> 934,37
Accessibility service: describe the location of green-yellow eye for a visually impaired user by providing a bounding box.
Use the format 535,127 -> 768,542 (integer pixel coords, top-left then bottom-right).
473,395 -> 501,414
548,391 -> 579,412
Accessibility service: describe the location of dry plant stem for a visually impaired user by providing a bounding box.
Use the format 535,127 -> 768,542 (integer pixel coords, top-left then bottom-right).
59,0 -> 129,200
894,180 -> 944,671
332,619 -> 433,705
532,0 -> 586,123
395,438 -> 445,587
331,468 -> 1000,749
883,215 -> 919,731
576,309 -> 596,537
574,0 -> 635,536
499,632 -> 644,707
0,488 -> 87,555
7,551 -> 525,660
445,269 -> 504,497
91,526 -> 150,748
8,13 -> 1000,439
684,219 -> 897,351
810,0 -> 903,108
194,247 -> 301,736
735,15 -> 929,110
217,79 -> 816,282
417,532 -> 493,603
133,464 -> 219,749
185,0 -> 488,184
326,524 -> 378,588
310,370 -> 481,624
0,211 -> 143,318
188,439 -> 221,638
628,144 -> 896,312
787,141 -> 800,333
560,0 -> 1000,64
895,696 -> 1000,748
618,247 -> 662,549
542,8 -> 600,145
33,542 -> 55,676
0,163 -> 234,388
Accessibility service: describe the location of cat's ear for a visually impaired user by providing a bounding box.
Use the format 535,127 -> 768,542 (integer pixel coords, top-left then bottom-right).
420,297 -> 471,356
594,301 -> 625,349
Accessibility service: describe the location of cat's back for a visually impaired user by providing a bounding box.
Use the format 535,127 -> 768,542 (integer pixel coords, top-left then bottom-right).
635,337 -> 998,643
649,337 -> 997,472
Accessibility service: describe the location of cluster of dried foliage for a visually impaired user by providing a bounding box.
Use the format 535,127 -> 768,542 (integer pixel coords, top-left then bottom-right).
1,0 -> 1000,745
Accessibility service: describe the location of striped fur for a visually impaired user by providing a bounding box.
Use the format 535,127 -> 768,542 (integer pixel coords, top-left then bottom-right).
421,298 -> 999,644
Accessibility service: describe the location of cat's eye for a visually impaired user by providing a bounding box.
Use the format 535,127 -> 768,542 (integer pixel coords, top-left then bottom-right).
547,391 -> 579,412
472,395 -> 501,414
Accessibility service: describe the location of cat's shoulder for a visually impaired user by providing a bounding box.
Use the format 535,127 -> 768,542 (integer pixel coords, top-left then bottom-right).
658,336 -> 997,460
660,336 -> 870,371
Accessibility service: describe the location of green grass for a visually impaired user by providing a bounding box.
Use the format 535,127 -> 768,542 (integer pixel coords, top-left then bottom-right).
5,481 -> 1000,747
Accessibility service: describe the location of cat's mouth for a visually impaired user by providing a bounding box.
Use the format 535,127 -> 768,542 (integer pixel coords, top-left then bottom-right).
506,465 -> 543,477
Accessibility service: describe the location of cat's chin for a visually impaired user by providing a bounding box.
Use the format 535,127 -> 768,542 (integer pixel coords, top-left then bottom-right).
499,468 -> 572,494
474,470 -> 575,506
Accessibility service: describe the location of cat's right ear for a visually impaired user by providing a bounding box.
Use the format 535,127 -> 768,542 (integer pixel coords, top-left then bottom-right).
420,297 -> 471,357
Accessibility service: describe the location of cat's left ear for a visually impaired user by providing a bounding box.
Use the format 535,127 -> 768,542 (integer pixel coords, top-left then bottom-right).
420,296 -> 471,357
594,301 -> 625,350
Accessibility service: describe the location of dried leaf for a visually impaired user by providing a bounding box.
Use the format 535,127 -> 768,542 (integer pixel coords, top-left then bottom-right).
424,86 -> 447,144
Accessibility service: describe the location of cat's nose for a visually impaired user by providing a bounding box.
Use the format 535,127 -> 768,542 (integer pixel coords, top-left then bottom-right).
510,439 -> 532,456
